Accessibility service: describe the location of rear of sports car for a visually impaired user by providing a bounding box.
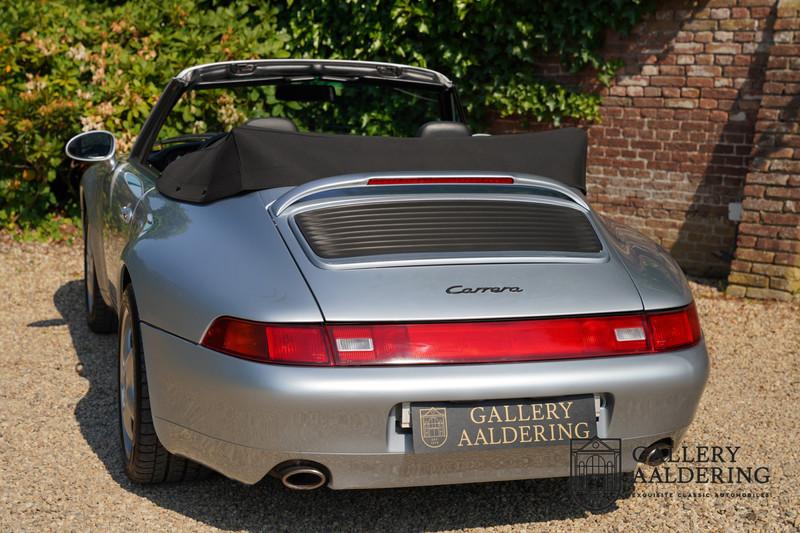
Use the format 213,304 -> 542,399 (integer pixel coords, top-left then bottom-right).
140,174 -> 708,489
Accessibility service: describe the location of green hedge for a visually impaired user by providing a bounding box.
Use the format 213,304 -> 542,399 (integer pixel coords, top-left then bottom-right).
281,1 -> 649,125
0,0 -> 288,231
0,0 -> 650,232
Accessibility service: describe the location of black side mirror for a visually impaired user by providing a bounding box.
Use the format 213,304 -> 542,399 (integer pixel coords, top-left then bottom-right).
65,130 -> 116,162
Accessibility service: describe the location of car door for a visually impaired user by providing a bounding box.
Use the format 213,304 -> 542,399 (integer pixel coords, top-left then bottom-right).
103,162 -> 153,308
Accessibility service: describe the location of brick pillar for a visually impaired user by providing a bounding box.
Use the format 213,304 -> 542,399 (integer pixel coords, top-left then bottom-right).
726,0 -> 800,300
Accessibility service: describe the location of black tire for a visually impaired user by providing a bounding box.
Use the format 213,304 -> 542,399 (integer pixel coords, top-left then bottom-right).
118,285 -> 210,483
83,218 -> 116,333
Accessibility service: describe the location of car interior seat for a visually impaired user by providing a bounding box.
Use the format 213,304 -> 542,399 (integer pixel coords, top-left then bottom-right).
416,121 -> 472,138
245,117 -> 299,133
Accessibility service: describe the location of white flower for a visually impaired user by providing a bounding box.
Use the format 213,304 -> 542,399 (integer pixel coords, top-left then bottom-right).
66,43 -> 88,62
80,115 -> 104,131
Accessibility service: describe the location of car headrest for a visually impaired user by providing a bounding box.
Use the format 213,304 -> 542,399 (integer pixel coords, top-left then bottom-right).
245,117 -> 298,133
416,121 -> 472,138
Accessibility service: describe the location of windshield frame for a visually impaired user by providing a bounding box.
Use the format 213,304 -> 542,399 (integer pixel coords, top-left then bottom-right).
130,59 -> 465,171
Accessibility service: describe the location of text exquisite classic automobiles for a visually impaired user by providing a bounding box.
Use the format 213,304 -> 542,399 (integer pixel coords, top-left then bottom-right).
66,59 -> 708,491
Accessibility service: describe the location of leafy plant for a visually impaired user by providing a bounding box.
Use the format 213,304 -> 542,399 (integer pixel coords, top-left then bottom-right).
0,0 -> 288,233
279,0 -> 650,128
0,0 -> 651,234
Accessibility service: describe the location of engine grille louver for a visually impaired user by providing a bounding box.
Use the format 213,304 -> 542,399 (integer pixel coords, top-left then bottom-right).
294,200 -> 602,260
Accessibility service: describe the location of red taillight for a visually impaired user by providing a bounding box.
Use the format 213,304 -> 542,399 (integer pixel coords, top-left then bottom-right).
646,303 -> 702,352
202,317 -> 268,361
265,325 -> 330,364
202,317 -> 331,365
367,177 -> 514,185
201,305 -> 701,366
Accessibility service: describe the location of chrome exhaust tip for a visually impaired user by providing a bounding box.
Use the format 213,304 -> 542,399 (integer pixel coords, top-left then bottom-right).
638,441 -> 672,467
277,464 -> 327,490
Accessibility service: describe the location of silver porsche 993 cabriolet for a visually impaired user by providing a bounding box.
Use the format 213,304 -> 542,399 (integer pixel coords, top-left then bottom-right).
67,59 -> 708,491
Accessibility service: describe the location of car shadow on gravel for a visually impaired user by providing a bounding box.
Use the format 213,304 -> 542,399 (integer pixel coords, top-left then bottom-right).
55,279 -> 633,531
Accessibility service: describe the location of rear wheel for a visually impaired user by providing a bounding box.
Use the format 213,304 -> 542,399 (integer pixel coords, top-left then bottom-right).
83,220 -> 116,333
118,285 -> 210,483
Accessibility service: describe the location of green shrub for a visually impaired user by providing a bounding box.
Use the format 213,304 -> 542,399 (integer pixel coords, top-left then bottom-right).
0,0 -> 288,231
280,1 -> 651,127
0,0 -> 650,233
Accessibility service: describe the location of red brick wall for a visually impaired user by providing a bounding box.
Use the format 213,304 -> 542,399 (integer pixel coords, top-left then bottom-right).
490,0 -> 799,299
585,0 -> 776,278
726,0 -> 800,300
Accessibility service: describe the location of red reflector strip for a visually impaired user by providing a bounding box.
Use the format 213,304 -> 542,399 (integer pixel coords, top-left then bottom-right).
202,317 -> 268,362
328,315 -> 650,365
367,177 -> 514,185
200,304 -> 701,366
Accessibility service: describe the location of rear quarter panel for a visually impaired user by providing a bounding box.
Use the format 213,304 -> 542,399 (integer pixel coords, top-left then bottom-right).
600,217 -> 693,310
121,190 -> 323,342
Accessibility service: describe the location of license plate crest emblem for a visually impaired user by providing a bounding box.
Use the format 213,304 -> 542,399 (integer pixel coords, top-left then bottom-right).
419,407 -> 448,448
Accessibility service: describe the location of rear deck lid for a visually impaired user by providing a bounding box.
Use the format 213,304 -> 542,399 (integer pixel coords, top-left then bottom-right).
266,175 -> 643,322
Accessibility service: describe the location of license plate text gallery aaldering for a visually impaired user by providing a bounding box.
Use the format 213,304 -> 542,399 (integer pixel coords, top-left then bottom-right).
458,400 -> 592,447
412,396 -> 597,453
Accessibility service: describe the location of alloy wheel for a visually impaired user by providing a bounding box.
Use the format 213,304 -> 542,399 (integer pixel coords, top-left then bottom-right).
118,307 -> 136,461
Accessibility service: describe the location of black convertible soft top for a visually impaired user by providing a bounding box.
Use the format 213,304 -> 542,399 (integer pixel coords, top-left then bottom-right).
157,126 -> 587,203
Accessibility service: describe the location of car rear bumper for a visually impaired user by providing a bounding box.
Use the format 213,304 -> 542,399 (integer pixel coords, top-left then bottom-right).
140,323 -> 709,489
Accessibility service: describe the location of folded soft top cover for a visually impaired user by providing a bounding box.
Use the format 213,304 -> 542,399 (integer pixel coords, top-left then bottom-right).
157,126 -> 587,203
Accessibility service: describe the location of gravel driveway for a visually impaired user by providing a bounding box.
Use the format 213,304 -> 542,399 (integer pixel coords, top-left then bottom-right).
1,238 -> 798,532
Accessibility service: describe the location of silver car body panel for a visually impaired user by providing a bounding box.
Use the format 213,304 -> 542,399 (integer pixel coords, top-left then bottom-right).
123,189 -> 324,342
82,160 -> 705,489
263,172 -> 651,322
141,322 -> 707,487
88,170 -> 694,340
601,218 -> 695,310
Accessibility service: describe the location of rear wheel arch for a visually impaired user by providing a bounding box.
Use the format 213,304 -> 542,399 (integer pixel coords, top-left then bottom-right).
117,265 -> 132,312
118,284 -> 210,483
121,266 -> 132,290
82,182 -> 114,308
83,204 -> 117,334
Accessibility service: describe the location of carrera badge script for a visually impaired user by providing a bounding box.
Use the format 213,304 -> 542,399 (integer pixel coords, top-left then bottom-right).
446,285 -> 524,294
